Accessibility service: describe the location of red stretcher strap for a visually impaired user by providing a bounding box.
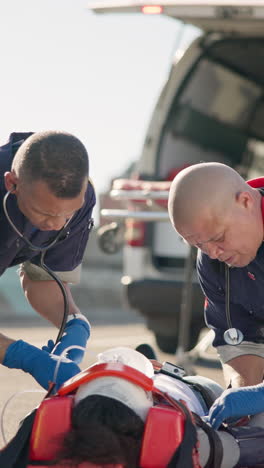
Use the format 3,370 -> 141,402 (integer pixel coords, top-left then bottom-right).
58,362 -> 153,396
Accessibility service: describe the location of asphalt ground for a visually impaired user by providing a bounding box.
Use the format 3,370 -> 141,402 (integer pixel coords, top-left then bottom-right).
0,322 -> 224,449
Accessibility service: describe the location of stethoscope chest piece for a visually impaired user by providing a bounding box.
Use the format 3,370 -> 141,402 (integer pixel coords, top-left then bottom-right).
224,328 -> 244,346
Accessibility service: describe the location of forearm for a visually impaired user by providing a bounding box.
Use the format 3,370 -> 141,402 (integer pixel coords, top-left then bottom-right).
222,355 -> 264,387
21,272 -> 80,327
3,340 -> 80,390
0,333 -> 15,363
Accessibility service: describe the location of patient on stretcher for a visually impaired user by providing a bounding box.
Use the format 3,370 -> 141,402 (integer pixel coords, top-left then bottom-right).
1,330 -> 264,468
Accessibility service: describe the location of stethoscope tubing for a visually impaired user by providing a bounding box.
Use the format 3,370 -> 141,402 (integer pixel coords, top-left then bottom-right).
224,263 -> 244,345
225,264 -> 232,330
3,190 -> 70,346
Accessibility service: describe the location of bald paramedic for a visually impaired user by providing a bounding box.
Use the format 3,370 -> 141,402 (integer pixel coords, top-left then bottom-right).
168,162 -> 264,388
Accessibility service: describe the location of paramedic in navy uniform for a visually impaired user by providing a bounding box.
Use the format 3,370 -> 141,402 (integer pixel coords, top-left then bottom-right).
168,162 -> 264,388
0,131 -> 95,362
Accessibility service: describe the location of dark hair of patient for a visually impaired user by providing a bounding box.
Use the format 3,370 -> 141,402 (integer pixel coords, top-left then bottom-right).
56,395 -> 144,468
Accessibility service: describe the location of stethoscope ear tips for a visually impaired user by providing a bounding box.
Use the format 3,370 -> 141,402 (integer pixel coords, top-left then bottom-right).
224,328 -> 244,346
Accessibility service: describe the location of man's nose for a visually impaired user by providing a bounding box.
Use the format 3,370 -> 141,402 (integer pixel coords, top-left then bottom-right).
45,216 -> 66,231
204,243 -> 224,260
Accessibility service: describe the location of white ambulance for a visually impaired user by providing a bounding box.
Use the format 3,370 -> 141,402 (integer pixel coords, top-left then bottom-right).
90,1 -> 264,353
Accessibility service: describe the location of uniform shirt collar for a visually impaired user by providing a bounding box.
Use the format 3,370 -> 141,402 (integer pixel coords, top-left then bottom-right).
247,177 -> 264,222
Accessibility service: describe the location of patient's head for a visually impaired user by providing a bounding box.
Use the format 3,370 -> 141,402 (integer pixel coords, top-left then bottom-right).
57,347 -> 154,467
57,394 -> 144,468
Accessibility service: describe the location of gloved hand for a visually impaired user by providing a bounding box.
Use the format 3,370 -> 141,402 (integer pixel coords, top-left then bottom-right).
208,384 -> 264,429
3,340 -> 80,390
42,339 -> 56,353
42,313 -> 91,364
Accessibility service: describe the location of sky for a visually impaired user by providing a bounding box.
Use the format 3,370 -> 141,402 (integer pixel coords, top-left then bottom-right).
0,0 -> 199,222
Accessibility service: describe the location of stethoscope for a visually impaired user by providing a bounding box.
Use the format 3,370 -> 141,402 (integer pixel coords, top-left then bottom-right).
3,189 -> 73,345
224,264 -> 244,345
223,186 -> 264,345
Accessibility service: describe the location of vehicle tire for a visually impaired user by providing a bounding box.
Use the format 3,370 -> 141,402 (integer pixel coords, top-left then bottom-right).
155,319 -> 204,354
97,222 -> 123,254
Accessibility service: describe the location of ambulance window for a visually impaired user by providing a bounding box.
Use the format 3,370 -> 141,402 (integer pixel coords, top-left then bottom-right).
249,100 -> 264,140
157,56 -> 262,180
179,59 -> 261,129
247,139 -> 264,179
207,39 -> 264,86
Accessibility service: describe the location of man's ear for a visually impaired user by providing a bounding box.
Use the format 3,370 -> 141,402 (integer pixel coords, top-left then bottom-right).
236,190 -> 253,210
4,172 -> 18,193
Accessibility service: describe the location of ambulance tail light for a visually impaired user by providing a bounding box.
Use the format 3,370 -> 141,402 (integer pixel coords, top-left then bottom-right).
141,5 -> 163,15
125,220 -> 146,247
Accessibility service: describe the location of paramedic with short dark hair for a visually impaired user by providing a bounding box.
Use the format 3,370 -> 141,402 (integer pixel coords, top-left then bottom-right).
0,131 -> 95,362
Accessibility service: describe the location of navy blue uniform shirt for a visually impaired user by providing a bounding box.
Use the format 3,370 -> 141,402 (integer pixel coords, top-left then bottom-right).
0,132 -> 95,276
197,246 -> 264,347
197,177 -> 264,347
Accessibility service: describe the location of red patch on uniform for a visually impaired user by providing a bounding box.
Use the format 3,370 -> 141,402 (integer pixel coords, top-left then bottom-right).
247,271 -> 256,280
204,297 -> 209,309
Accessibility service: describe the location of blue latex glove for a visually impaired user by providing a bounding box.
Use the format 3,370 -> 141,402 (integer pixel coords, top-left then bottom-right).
42,314 -> 91,364
42,339 -> 56,353
208,385 -> 264,429
3,340 -> 80,390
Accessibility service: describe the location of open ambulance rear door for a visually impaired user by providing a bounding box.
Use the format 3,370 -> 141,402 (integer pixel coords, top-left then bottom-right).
88,1 -> 264,35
